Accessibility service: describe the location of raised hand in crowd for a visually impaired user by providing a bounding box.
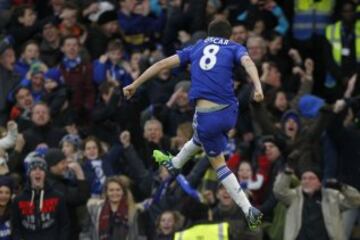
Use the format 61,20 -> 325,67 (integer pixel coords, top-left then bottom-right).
120,130 -> 131,149
14,133 -> 25,153
68,161 -> 85,180
333,99 -> 347,114
344,74 -> 357,98
288,48 -> 303,66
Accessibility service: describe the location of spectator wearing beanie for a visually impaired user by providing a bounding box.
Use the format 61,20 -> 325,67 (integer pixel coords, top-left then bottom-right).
11,157 -> 70,240
59,134 -> 82,163
256,135 -> 286,221
274,165 -> 360,240
86,10 -> 123,59
45,148 -> 90,240
0,176 -> 13,240
18,62 -> 47,102
251,93 -> 333,173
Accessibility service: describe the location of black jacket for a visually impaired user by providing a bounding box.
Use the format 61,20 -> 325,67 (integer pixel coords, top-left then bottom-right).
11,183 -> 70,240
47,173 -> 90,240
22,124 -> 66,155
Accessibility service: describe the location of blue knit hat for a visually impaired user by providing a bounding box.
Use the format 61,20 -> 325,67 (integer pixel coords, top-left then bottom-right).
24,152 -> 48,175
45,68 -> 63,83
26,156 -> 48,176
298,94 -> 325,119
60,134 -> 82,150
0,176 -> 14,193
281,110 -> 301,130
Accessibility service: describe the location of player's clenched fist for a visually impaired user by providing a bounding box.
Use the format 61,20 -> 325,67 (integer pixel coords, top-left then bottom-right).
123,84 -> 137,99
253,89 -> 264,102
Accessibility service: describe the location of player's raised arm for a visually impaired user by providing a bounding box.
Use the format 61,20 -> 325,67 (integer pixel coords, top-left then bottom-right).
123,55 -> 180,99
240,55 -> 264,102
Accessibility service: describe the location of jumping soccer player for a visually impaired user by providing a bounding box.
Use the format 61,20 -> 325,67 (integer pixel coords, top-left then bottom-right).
123,19 -> 264,229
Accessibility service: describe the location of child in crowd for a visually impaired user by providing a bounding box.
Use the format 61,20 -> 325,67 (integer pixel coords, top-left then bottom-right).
93,39 -> 133,87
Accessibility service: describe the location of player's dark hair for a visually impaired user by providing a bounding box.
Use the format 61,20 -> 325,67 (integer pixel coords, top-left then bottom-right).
208,19 -> 232,39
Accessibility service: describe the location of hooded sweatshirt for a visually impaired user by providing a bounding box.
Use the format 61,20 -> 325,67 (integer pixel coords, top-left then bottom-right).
11,183 -> 70,240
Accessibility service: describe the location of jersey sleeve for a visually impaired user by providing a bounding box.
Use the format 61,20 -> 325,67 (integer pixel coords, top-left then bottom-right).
234,44 -> 249,64
176,45 -> 194,67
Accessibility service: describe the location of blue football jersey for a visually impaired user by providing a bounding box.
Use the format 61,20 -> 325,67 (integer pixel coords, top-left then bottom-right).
177,37 -> 248,105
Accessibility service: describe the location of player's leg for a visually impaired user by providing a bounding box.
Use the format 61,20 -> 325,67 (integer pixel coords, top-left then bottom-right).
209,154 -> 262,230
195,103 -> 262,229
154,111 -> 203,175
153,138 -> 202,176
172,138 -> 202,168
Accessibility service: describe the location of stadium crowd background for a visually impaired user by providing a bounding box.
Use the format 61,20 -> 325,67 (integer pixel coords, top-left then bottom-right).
0,0 -> 360,239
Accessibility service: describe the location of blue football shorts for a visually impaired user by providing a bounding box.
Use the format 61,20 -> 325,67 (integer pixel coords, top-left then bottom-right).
192,103 -> 238,157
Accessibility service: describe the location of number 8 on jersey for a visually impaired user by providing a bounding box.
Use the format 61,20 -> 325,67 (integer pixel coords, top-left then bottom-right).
199,44 -> 220,71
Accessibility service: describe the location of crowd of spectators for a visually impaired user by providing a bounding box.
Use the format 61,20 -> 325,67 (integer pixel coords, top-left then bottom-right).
0,0 -> 360,239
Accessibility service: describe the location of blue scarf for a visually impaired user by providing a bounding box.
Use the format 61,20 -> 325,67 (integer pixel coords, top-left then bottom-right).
62,56 -> 81,71
0,220 -> 11,240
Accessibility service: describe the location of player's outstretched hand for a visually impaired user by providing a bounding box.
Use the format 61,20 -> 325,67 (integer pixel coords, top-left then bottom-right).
123,83 -> 137,99
253,89 -> 264,102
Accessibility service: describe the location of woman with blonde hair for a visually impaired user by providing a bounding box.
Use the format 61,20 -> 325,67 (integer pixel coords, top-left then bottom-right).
84,175 -> 138,240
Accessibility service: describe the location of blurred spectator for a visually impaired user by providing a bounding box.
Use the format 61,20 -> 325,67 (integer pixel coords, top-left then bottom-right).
0,176 -> 13,240
153,80 -> 194,136
19,62 -> 47,102
93,39 -> 133,87
86,10 -> 123,59
59,36 -> 95,125
140,119 -> 171,170
162,0 -> 208,55
59,2 -> 87,44
0,148 -> 10,176
91,82 -> 127,143
292,0 -> 335,44
7,5 -> 40,48
118,0 -> 167,51
212,183 -> 262,240
59,134 -> 82,163
11,157 -> 70,240
291,0 -> 336,96
237,0 -> 289,36
0,121 -> 17,150
14,40 -> 42,79
323,1 -> 360,100
256,136 -> 286,210
0,38 -> 20,125
9,87 -> 33,131
82,176 -> 140,240
170,122 -> 193,153
21,102 -> 66,155
274,166 -> 360,240
81,136 -> 120,197
44,148 -> 90,240
237,161 -> 264,205
39,19 -> 62,67
246,36 -> 267,69
141,64 -> 177,106
153,210 -> 184,240
231,22 -> 249,45
264,31 -> 292,81
35,0 -> 65,19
